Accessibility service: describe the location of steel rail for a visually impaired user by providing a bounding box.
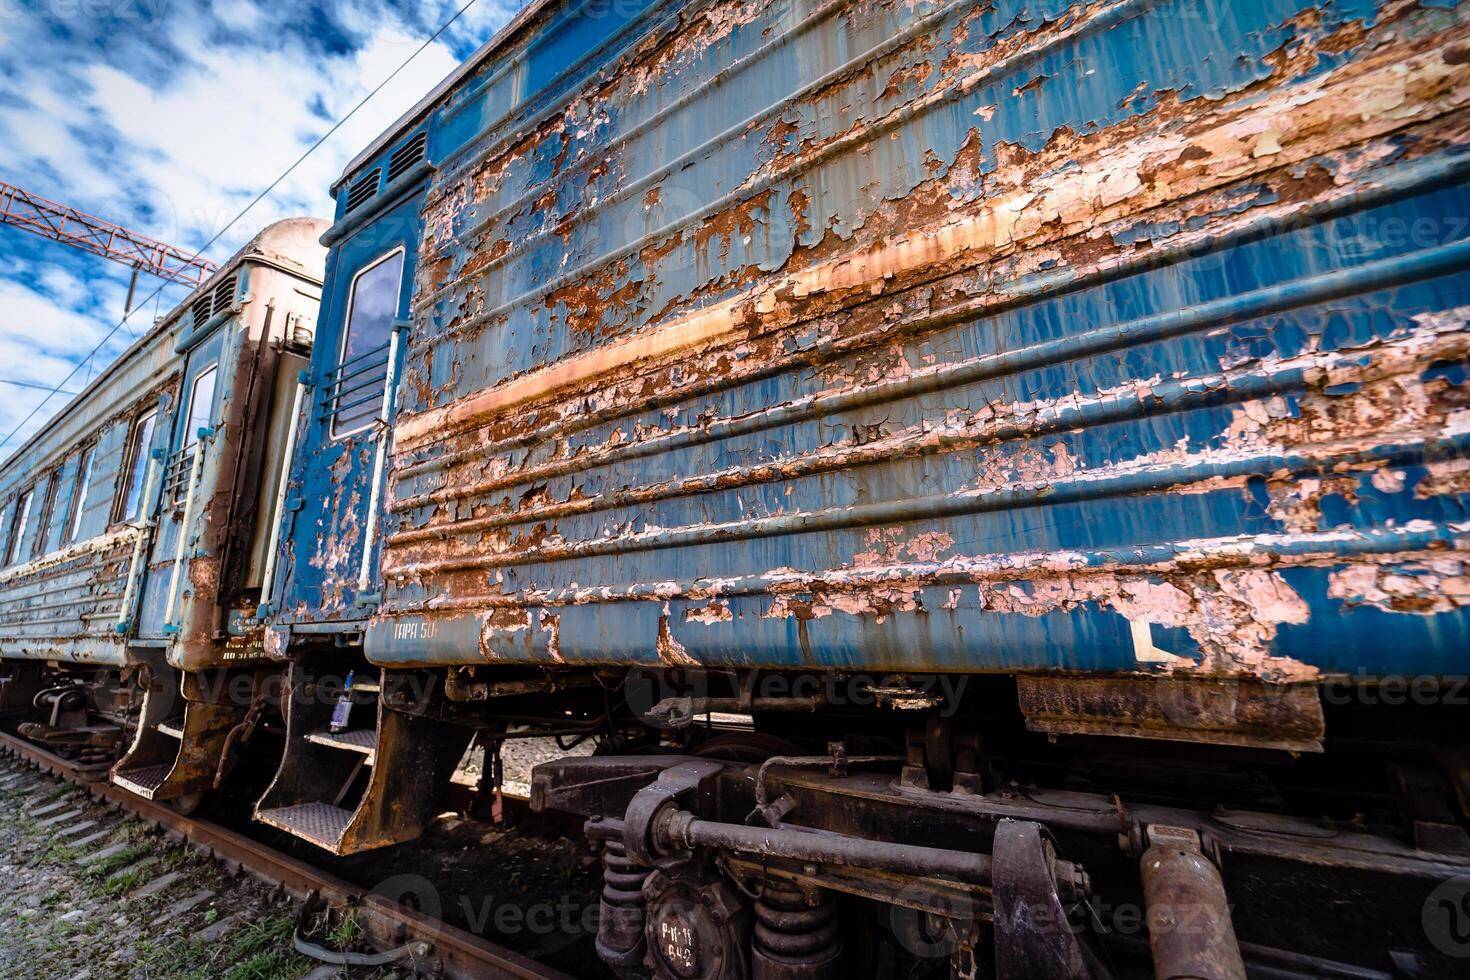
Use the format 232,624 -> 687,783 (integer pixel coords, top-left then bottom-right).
0,731 -> 568,980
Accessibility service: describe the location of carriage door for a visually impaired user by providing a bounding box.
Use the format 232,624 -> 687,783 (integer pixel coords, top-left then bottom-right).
138,334 -> 223,639
269,233 -> 412,626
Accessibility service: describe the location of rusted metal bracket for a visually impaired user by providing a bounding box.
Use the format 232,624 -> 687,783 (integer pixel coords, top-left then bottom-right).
1017,674 -> 1325,753
991,819 -> 1093,979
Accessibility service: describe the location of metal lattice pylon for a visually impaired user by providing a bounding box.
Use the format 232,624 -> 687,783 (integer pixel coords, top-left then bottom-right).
0,181 -> 215,288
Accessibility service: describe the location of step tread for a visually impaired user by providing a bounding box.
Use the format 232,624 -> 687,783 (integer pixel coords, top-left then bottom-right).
156,720 -> 185,738
113,763 -> 172,797
304,728 -> 377,755
256,802 -> 354,846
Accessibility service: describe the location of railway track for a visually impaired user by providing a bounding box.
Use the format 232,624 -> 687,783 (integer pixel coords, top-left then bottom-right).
0,730 -> 571,980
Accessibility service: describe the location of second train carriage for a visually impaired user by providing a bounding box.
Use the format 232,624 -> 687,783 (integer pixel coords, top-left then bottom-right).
0,217 -> 327,804
0,286 -> 183,760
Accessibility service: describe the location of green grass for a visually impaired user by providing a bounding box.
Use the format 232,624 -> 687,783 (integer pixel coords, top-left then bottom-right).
85,842 -> 150,879
191,914 -> 308,980
1,781 -> 309,980
163,844 -> 193,871
36,783 -> 75,804
221,948 -> 308,980
325,905 -> 360,950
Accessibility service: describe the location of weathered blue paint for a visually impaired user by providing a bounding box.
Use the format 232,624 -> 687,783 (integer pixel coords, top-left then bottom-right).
283,0 -> 1468,684
268,191 -> 424,628
0,322 -> 179,666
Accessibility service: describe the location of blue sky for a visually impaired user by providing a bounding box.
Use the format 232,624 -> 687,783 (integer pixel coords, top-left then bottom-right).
0,0 -> 528,455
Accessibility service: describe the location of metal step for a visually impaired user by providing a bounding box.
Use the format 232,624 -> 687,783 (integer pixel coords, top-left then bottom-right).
304,728 -> 377,756
113,764 -> 172,799
156,720 -> 184,738
256,802 -> 354,849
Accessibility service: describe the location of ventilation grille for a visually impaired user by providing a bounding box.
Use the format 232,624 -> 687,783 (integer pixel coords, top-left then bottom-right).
189,273 -> 239,329
387,132 -> 428,183
345,169 -> 381,214
191,293 -> 213,329
211,274 -> 238,315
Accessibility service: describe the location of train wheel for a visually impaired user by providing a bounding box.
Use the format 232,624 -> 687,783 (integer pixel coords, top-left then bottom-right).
167,791 -> 206,816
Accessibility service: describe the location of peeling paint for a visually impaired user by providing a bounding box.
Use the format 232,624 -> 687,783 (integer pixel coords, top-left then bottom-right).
347,0 -> 1470,686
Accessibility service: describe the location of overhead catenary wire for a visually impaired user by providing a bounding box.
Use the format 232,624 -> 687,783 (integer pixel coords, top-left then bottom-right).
0,378 -> 79,396
0,0 -> 485,455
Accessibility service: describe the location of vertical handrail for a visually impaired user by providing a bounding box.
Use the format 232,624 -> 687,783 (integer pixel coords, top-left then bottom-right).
114,453 -> 162,632
357,326 -> 405,594
257,378 -> 307,618
162,431 -> 210,632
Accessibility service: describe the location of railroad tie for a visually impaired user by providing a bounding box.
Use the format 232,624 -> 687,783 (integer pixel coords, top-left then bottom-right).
58,819 -> 100,838
37,808 -> 86,828
151,888 -> 216,927
30,799 -> 72,818
68,828 -> 115,850
195,912 -> 245,942
78,841 -> 132,866
129,870 -> 184,901
107,856 -> 157,882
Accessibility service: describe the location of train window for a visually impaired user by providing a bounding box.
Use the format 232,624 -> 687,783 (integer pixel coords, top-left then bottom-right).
330,249 -> 404,439
117,409 -> 157,523
68,445 -> 95,543
182,366 -> 218,448
5,488 -> 32,565
32,472 -> 58,559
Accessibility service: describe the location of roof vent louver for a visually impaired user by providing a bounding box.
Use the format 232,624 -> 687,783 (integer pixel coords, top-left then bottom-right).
387,132 -> 427,183
212,274 -> 239,316
191,293 -> 213,329
345,169 -> 381,214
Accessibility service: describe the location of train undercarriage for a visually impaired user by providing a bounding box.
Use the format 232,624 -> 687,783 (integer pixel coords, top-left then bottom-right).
5,652 -> 1469,977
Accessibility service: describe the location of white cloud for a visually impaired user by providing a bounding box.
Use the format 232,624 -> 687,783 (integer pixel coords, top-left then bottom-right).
0,0 -> 538,452
0,0 -> 526,453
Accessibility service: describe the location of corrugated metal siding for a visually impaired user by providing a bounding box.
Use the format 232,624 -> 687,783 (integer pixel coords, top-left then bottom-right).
0,328 -> 181,665
367,0 -> 1470,680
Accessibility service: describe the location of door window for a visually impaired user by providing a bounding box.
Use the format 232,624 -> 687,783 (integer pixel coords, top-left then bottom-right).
330,250 -> 404,439
183,366 -> 218,448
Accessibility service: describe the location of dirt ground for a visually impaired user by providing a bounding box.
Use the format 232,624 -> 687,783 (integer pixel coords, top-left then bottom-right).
233,736 -> 612,978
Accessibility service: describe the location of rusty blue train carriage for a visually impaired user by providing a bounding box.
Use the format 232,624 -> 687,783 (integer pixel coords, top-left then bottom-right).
0,218 -> 326,803
0,290 -> 184,760
257,0 -> 1470,975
